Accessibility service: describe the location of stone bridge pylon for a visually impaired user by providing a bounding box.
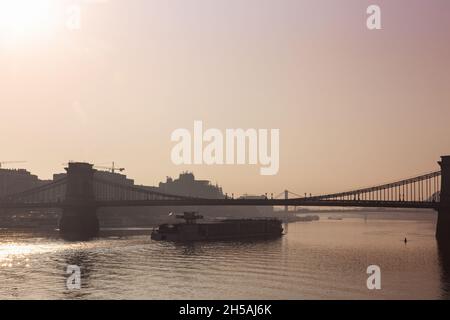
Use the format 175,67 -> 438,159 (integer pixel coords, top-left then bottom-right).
437,156 -> 450,242
59,162 -> 99,240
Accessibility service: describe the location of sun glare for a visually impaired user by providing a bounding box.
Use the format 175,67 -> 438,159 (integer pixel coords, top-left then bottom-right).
0,0 -> 58,45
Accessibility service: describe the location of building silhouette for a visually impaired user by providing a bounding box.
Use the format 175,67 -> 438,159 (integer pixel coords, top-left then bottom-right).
158,172 -> 223,199
0,168 -> 50,198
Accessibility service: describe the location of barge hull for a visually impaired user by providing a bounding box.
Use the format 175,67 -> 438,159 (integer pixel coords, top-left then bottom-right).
151,219 -> 283,242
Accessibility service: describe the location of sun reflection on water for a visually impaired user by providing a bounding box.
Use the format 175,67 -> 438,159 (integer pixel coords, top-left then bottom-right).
0,242 -> 56,268
0,238 -> 102,269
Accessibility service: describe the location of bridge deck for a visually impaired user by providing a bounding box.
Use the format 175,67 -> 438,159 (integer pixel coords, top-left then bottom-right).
0,199 -> 439,210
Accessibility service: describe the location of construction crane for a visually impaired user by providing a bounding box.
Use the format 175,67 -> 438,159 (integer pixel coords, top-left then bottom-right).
94,162 -> 125,174
0,161 -> 27,169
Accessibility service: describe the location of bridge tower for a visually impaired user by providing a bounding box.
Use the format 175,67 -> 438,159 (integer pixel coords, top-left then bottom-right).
59,162 -> 99,240
437,156 -> 450,242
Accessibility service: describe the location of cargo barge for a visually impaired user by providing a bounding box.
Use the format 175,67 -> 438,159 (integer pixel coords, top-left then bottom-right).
151,212 -> 283,241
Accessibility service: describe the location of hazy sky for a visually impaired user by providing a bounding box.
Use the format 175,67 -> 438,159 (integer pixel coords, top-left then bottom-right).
1,0 -> 449,196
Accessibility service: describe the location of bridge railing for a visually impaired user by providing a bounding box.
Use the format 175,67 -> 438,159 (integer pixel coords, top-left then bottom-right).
307,170 -> 441,203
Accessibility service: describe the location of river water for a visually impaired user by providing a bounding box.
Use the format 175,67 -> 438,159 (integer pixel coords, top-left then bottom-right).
1,214 -> 449,299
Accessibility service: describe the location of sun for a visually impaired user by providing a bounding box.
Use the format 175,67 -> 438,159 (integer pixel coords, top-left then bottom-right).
0,0 -> 58,45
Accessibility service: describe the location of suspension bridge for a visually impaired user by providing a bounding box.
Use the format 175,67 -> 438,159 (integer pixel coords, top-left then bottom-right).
0,156 -> 449,241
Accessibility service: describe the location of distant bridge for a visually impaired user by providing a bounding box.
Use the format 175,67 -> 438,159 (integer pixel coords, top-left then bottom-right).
0,156 -> 449,240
